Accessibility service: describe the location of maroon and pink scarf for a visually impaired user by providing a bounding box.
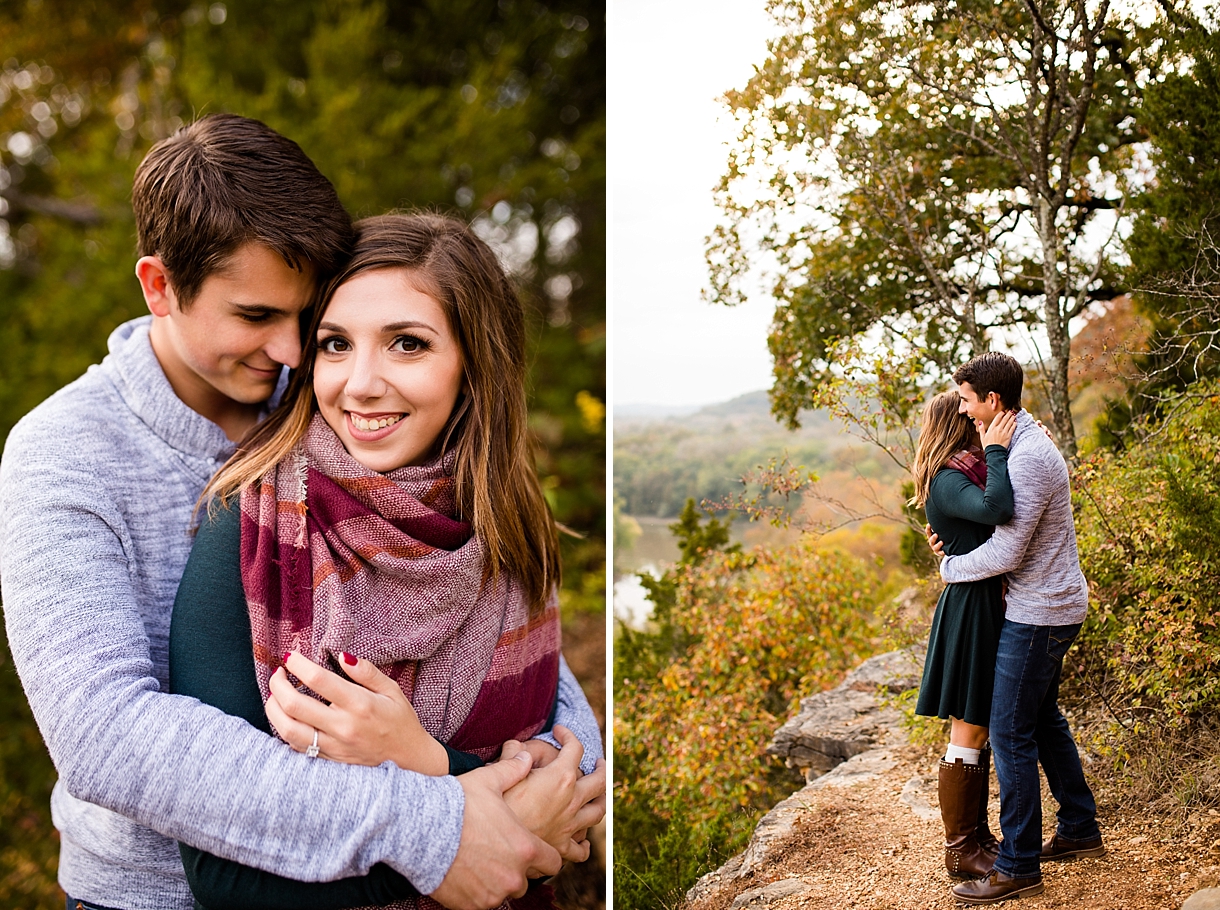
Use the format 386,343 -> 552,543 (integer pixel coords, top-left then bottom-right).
947,446 -> 988,489
239,414 -> 560,760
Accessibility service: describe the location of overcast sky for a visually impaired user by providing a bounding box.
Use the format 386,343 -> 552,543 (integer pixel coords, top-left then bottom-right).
608,0 -> 777,410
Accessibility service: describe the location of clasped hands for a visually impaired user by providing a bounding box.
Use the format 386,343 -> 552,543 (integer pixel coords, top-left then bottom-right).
267,651 -> 606,862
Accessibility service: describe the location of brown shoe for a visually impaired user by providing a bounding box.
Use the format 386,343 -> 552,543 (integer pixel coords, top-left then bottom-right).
940,758 -> 996,879
952,870 -> 1045,904
1041,832 -> 1105,860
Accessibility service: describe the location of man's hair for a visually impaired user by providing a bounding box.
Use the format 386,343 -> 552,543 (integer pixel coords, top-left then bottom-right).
132,113 -> 354,306
952,351 -> 1024,410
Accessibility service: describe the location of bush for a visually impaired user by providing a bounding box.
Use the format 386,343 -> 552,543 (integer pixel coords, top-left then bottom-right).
1072,386 -> 1220,724
613,504 -> 882,909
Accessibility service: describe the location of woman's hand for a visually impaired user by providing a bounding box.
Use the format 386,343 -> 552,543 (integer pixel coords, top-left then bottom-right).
925,523 -> 946,560
498,737 -> 562,768
266,651 -> 449,775
501,726 -> 607,864
981,410 -> 1017,449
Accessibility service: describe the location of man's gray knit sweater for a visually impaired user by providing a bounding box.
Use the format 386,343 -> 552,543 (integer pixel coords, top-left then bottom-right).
0,318 -> 601,909
940,409 -> 1089,625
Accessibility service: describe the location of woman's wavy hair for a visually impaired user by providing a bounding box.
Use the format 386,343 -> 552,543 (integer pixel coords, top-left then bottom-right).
203,212 -> 561,614
909,390 -> 981,508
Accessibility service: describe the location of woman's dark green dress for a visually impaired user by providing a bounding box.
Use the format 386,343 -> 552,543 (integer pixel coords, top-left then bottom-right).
915,444 -> 1014,726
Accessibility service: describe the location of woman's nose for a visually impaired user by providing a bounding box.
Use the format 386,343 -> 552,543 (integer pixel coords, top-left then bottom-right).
344,351 -> 386,400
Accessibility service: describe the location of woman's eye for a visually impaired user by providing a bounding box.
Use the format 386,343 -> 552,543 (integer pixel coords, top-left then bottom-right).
391,335 -> 429,353
318,336 -> 349,353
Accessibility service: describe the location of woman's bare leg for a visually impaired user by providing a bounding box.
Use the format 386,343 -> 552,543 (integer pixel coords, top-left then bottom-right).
949,717 -> 989,750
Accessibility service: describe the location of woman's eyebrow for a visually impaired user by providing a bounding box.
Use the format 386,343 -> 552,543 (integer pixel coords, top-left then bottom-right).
315,320 -> 439,334
382,320 -> 439,333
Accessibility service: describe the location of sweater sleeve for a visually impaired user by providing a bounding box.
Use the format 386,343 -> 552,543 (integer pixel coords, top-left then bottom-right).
0,428 -> 462,892
171,506 -> 423,909
930,445 -> 1014,526
531,656 -> 603,774
941,440 -> 1053,584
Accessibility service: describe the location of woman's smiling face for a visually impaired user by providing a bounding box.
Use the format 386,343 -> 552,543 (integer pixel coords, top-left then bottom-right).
313,268 -> 464,473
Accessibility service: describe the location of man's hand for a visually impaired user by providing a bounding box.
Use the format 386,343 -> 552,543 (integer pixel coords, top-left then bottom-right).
925,523 -> 946,559
429,752 -> 562,910
502,726 -> 607,863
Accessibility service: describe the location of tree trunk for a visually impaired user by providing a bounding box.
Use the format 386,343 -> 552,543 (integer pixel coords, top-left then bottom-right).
1039,201 -> 1078,461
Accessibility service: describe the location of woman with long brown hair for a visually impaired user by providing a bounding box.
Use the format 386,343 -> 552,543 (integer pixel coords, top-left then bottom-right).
911,390 -> 1016,881
167,212 -> 604,908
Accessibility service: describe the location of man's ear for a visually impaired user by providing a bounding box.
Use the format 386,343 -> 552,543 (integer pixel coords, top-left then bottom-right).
135,256 -> 178,318
986,390 -> 1002,410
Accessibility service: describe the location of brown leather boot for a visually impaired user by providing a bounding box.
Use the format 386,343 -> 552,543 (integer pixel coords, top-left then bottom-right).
939,758 -> 996,879
976,745 -> 1000,858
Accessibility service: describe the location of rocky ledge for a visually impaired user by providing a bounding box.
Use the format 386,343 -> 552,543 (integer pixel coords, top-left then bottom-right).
685,647 -> 1219,910
687,648 -> 925,905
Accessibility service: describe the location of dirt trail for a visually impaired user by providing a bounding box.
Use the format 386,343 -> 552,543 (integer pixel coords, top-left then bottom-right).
690,743 -> 1220,910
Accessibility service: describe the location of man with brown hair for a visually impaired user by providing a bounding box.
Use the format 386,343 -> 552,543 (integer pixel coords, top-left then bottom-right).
0,113 -> 603,910
930,351 -> 1101,904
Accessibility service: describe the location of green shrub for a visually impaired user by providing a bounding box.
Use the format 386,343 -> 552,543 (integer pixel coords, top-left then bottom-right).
1072,386 -> 1220,724
613,504 -> 882,909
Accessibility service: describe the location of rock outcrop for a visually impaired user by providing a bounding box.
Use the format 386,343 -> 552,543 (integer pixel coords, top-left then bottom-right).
766,648 -> 924,778
687,648 -> 924,904
686,646 -> 1218,910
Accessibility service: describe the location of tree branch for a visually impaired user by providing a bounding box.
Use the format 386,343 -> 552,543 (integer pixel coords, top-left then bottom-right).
1,188 -> 104,226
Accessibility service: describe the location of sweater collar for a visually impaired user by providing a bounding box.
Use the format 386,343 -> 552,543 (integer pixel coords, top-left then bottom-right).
1009,409 -> 1037,450
106,316 -> 286,463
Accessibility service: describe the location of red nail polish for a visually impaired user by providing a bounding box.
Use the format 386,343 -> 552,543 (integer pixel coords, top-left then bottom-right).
342,652 -> 357,666
283,651 -> 291,664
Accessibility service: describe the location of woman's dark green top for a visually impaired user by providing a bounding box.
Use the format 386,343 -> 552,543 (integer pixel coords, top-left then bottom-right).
914,444 -> 1014,726
923,445 -> 1014,552
168,505 -> 484,910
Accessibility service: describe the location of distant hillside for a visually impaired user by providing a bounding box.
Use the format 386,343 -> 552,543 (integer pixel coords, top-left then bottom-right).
614,402 -> 704,420
616,390 -> 839,435
614,389 -> 902,519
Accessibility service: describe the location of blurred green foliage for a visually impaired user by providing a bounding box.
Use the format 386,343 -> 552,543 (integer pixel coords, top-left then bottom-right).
897,480 -> 936,575
0,0 -> 603,902
615,426 -> 832,519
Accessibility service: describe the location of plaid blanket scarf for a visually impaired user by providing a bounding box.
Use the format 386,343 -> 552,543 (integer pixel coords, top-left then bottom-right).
946,446 -> 988,489
239,413 -> 560,758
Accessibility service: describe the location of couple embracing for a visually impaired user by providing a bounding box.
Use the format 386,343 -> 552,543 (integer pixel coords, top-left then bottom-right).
0,114 -> 605,910
911,352 -> 1104,904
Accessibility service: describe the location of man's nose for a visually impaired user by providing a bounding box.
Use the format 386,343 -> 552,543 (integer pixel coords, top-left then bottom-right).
265,320 -> 302,370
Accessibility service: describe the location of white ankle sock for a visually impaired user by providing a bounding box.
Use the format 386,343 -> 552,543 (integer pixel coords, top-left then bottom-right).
945,744 -> 981,765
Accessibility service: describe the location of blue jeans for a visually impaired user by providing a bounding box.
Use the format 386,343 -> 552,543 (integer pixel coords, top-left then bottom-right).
990,620 -> 1100,878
